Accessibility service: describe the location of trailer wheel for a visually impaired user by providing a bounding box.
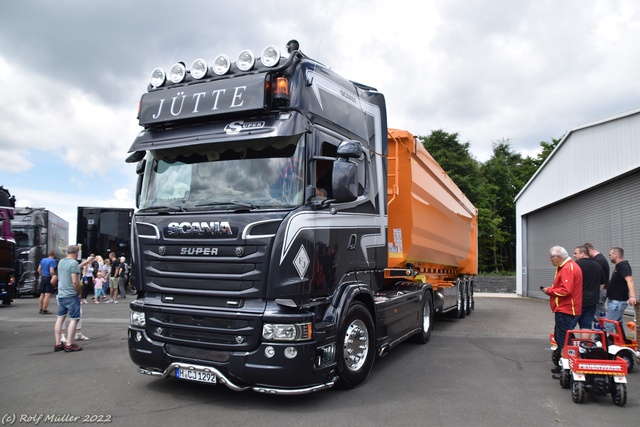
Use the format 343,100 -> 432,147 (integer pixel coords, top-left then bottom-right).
571,377 -> 584,403
457,280 -> 466,319
464,279 -> 472,316
611,381 -> 627,406
336,302 -> 375,389
411,291 -> 433,344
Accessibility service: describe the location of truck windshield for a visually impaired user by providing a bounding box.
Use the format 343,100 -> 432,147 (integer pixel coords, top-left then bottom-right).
139,135 -> 306,210
13,226 -> 35,248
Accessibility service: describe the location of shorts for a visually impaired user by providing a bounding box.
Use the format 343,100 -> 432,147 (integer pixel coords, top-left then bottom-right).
40,276 -> 54,294
57,296 -> 81,320
109,277 -> 119,289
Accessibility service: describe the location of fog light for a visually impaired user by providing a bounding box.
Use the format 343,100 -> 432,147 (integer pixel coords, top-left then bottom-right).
169,62 -> 186,83
191,58 -> 208,79
236,49 -> 255,71
213,54 -> 231,75
284,347 -> 297,359
265,346 -> 275,358
135,331 -> 142,342
261,45 -> 280,67
150,67 -> 166,88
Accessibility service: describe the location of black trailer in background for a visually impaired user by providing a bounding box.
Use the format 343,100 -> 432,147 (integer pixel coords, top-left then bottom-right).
76,207 -> 134,260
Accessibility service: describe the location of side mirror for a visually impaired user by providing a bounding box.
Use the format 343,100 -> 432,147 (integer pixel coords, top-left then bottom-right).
135,159 -> 146,208
336,140 -> 363,159
332,159 -> 358,203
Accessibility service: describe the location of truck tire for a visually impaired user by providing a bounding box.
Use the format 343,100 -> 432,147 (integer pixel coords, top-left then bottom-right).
457,279 -> 466,319
336,302 -> 375,389
465,279 -> 473,316
411,291 -> 434,344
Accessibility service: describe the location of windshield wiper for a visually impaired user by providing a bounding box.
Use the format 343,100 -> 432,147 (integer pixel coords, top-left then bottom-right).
138,205 -> 185,213
194,201 -> 258,209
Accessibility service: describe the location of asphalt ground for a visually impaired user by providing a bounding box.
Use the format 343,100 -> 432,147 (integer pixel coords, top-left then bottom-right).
0,294 -> 638,427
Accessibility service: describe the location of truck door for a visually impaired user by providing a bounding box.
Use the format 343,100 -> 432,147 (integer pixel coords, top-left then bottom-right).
311,130 -> 380,294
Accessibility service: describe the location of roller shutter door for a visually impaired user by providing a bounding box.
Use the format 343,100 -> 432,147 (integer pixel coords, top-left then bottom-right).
525,170 -> 640,299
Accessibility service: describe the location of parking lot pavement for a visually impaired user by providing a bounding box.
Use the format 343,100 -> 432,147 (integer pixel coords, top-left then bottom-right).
0,294 -> 638,427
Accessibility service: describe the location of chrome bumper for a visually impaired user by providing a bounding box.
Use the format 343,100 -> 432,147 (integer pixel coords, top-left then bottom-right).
138,362 -> 336,395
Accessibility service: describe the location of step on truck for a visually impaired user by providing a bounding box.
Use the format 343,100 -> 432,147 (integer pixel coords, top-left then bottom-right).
126,41 -> 478,394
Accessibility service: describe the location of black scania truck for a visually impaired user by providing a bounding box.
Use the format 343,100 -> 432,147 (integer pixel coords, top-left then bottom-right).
127,41 -> 442,394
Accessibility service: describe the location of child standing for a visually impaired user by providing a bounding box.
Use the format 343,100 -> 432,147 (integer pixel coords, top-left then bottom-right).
93,272 -> 105,304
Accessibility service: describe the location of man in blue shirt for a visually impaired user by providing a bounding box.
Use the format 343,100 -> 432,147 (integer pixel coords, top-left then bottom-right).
38,250 -> 57,314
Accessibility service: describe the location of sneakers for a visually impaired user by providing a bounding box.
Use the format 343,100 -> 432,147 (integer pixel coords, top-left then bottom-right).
75,334 -> 90,341
114,300 -> 118,304
54,343 -> 65,352
64,343 -> 83,352
40,309 -> 52,314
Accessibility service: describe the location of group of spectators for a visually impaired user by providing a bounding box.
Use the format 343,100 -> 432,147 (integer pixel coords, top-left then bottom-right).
542,243 -> 636,378
37,245 -> 130,352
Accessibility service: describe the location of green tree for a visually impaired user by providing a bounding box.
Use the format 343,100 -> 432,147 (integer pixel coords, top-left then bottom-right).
419,130 -> 562,274
419,130 -> 482,203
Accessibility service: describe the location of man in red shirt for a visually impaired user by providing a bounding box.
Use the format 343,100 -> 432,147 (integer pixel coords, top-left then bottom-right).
542,245 -> 583,377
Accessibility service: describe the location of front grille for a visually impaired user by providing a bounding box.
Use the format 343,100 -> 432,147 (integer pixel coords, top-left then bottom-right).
166,344 -> 231,363
146,308 -> 260,351
162,294 -> 243,308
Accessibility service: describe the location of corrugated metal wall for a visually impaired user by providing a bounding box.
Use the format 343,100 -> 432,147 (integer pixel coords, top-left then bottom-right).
525,170 -> 640,298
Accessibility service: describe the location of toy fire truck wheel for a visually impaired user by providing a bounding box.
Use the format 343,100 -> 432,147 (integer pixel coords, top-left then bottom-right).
336,303 -> 375,389
411,291 -> 434,344
551,348 -> 561,367
560,369 -> 570,389
571,378 -> 584,403
617,351 -> 635,372
611,382 -> 627,407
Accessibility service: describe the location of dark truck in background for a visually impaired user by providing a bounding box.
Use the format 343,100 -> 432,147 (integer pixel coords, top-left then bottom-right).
76,207 -> 134,260
12,208 -> 68,297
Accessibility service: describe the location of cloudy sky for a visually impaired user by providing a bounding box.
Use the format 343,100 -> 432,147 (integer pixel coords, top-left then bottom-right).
1,0 -> 639,242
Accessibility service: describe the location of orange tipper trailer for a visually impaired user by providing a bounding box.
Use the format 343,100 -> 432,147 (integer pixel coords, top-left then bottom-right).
386,128 -> 478,316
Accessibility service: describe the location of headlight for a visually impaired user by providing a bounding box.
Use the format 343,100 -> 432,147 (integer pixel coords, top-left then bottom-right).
130,311 -> 146,327
262,322 -> 312,341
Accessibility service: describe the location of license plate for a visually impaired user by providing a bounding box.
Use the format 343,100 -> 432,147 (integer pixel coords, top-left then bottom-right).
175,367 -> 217,384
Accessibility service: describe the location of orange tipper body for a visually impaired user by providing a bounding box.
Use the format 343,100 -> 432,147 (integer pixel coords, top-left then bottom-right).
386,129 -> 478,277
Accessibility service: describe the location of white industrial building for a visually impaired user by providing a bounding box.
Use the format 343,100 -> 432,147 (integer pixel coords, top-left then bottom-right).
515,107 -> 640,299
